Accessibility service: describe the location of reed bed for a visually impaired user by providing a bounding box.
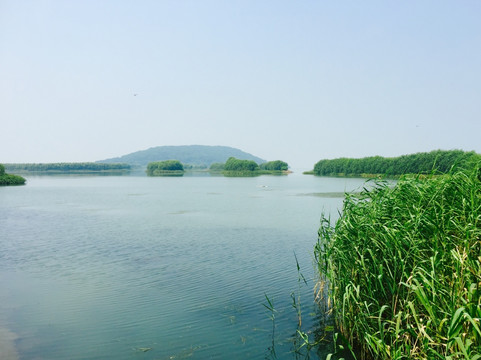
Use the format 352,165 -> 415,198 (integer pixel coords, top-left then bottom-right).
316,167 -> 481,359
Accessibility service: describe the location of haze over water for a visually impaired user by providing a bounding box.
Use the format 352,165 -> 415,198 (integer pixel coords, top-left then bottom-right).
0,173 -> 368,359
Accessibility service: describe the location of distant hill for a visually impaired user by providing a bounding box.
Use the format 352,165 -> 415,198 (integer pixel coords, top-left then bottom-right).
98,145 -> 266,167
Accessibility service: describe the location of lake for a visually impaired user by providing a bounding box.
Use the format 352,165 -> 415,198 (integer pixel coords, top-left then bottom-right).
0,173 -> 368,359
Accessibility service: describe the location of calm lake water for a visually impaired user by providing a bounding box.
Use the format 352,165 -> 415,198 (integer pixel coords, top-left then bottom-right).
0,173 -> 368,359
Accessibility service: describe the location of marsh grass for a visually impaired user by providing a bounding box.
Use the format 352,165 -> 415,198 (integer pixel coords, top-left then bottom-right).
264,293 -> 278,359
316,166 -> 481,359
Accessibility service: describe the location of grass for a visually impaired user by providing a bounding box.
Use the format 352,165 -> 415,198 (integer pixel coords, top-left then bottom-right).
263,255 -> 333,360
315,166 -> 481,359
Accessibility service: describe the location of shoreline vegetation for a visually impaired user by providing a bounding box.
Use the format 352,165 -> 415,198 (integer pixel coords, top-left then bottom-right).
308,149 -> 481,178
316,163 -> 481,359
0,164 -> 26,186
4,162 -> 131,174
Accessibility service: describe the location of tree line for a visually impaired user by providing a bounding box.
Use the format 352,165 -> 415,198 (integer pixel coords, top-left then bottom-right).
5,162 -> 131,172
313,150 -> 481,176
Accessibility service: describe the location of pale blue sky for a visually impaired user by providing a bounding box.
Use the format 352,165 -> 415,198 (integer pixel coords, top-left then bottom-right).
1,1 -> 480,169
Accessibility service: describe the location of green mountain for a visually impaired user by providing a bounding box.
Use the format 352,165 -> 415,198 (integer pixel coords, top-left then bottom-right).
98,145 -> 265,167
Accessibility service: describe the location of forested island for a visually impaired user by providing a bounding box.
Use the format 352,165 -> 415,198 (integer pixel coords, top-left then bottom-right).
213,157 -> 289,176
4,162 -> 131,174
0,164 -> 26,186
146,160 -> 185,176
310,149 -> 481,177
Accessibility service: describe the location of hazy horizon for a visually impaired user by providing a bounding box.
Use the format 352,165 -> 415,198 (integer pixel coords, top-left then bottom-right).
2,144 -> 479,170
2,1 -> 480,169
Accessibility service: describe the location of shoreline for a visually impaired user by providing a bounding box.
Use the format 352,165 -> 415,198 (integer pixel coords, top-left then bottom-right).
0,325 -> 19,360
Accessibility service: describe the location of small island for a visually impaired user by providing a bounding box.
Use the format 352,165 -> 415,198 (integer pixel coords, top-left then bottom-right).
215,157 -> 290,176
146,160 -> 185,176
0,164 -> 26,186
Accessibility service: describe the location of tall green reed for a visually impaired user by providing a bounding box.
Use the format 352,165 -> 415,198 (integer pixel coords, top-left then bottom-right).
263,254 -> 334,359
263,293 -> 278,359
316,166 -> 481,359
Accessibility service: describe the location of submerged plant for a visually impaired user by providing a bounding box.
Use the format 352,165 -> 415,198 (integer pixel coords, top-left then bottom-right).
316,166 -> 481,359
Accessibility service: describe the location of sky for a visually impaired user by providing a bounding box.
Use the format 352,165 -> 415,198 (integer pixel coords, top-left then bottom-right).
1,1 -> 480,170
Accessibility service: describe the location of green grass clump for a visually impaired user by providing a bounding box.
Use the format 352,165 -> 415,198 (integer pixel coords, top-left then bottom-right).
316,167 -> 481,359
